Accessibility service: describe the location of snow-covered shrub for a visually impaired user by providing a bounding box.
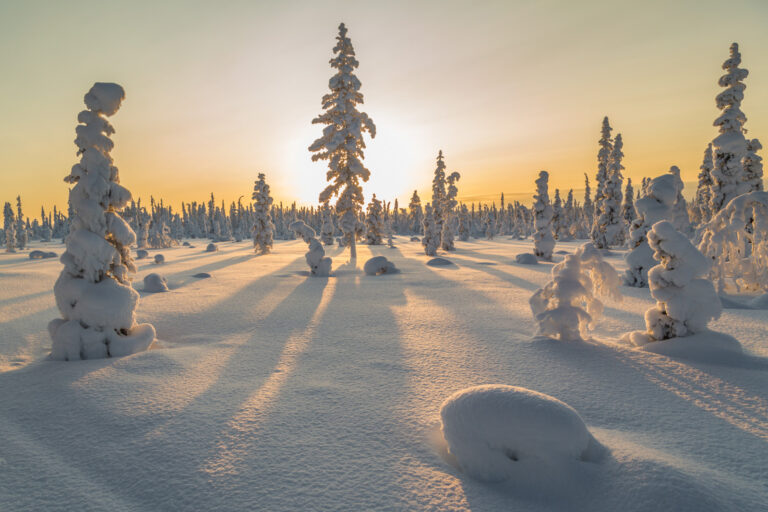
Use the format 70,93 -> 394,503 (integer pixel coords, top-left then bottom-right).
363,255 -> 397,276
252,172 -> 274,254
310,23 -> 376,260
624,170 -> 680,287
440,385 -> 600,482
154,254 -> 165,264
49,83 -> 155,361
421,204 -> 439,256
291,220 -> 332,277
698,190 -> 768,293
143,273 -> 168,293
532,171 -> 555,260
136,249 -> 148,259
206,243 -> 218,252
629,221 -> 721,345
530,243 -> 621,341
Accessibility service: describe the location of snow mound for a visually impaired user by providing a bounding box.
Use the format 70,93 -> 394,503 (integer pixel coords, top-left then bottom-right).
410,236 -> 420,242
440,385 -> 601,482
515,253 -> 539,265
192,272 -> 211,279
29,250 -> 57,259
206,243 -> 218,252
427,257 -> 454,267
748,293 -> 768,309
182,241 -> 191,247
136,249 -> 148,259
363,256 -> 398,276
637,331 -> 744,365
143,273 -> 169,293
154,254 -> 165,264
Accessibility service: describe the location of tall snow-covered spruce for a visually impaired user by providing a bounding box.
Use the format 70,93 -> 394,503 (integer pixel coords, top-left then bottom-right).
309,23 -> 376,260
252,173 -> 274,254
710,43 -> 750,213
49,83 -> 155,361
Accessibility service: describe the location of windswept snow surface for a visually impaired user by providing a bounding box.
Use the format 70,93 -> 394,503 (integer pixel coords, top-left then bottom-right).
1,238 -> 767,511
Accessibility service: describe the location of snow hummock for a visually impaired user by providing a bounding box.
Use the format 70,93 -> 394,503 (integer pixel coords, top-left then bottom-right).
29,250 -> 57,259
143,273 -> 169,293
440,385 -> 602,482
154,254 -> 165,264
136,249 -> 148,259
363,256 -> 398,276
515,253 -> 539,265
192,272 -> 211,279
206,243 -> 218,252
427,257 -> 454,267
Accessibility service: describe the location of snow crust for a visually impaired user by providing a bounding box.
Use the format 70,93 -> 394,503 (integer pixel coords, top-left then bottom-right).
440,385 -> 600,482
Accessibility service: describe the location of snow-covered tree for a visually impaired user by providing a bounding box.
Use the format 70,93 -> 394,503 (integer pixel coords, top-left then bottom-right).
629,221 -> 721,345
699,190 -> 768,293
530,243 -> 621,341
552,189 -> 563,240
421,204 -> 439,256
365,194 -> 385,245
49,83 -> 155,360
583,173 -> 593,228
695,144 -> 715,224
743,138 -> 764,193
309,23 -> 376,260
252,172 -> 274,254
431,150 -> 447,245
291,220 -> 332,277
710,43 -> 750,213
591,117 -> 613,245
533,171 -> 555,260
441,171 -> 461,250
621,178 -> 635,236
4,202 -> 16,253
594,132 -> 624,247
624,170 -> 681,287
320,203 -> 335,245
15,196 -> 27,250
408,190 -> 423,235
457,204 -> 470,241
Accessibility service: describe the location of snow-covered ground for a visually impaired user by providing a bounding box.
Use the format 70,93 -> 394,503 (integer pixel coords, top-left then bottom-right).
1,237 -> 767,511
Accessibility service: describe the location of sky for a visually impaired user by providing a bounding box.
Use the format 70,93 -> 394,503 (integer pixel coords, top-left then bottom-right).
1,0 -> 767,214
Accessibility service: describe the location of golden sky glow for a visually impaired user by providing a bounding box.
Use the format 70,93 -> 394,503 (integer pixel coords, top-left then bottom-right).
1,0 -> 767,213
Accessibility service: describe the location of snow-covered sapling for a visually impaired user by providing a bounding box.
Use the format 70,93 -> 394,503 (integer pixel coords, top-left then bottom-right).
421,204 -> 439,257
629,221 -> 722,345
530,243 -> 621,341
291,220 -> 332,277
49,83 -> 155,360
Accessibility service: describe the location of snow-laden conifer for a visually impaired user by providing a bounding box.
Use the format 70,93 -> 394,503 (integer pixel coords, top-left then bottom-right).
291,220 -> 332,277
621,178 -> 635,237
431,150 -> 447,245
457,204 -> 470,241
624,170 -> 681,287
441,171 -> 461,250
309,23 -> 376,260
320,203 -> 335,245
695,144 -> 715,223
594,132 -> 624,247
743,138 -> 763,193
365,194 -> 385,245
252,172 -> 275,254
710,43 -> 750,213
629,221 -> 721,345
533,171 -> 555,260
49,83 -> 155,360
15,196 -> 27,250
4,203 -> 16,253
421,204 -> 439,256
591,117 -> 613,245
530,243 -> 621,341
408,190 -> 423,235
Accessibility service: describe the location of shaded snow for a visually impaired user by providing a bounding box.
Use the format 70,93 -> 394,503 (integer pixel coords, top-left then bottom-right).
1,238 -> 767,511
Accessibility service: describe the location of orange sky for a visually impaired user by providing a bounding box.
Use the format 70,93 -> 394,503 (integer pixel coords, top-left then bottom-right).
1,0 -> 766,214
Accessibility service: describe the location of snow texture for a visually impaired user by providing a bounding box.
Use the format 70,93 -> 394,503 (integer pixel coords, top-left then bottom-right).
143,273 -> 169,293
440,385 -> 601,482
530,243 -> 621,341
